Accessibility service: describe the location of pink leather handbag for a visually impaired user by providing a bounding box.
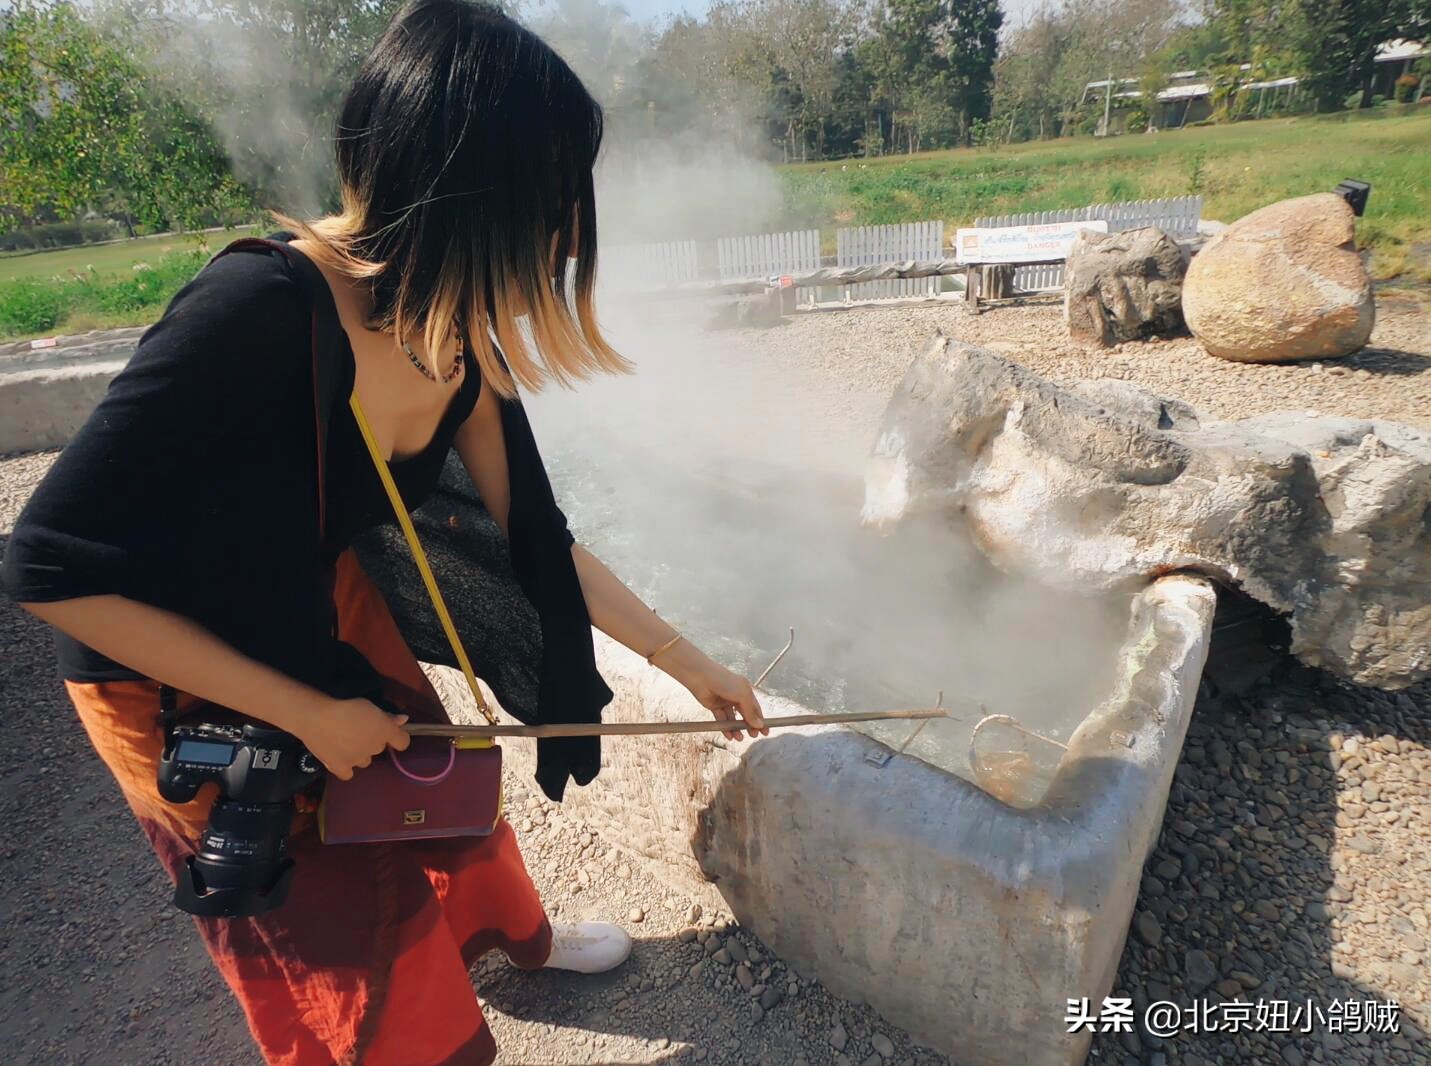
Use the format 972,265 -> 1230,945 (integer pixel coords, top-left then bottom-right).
317,391 -> 504,845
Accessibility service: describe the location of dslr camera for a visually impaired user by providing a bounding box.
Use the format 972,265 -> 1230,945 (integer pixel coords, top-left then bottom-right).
157,721 -> 323,917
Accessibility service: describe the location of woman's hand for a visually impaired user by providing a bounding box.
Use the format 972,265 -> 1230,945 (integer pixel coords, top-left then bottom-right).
297,698 -> 411,780
669,649 -> 769,742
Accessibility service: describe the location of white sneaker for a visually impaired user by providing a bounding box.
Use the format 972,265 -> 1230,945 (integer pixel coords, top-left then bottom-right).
543,921 -> 633,974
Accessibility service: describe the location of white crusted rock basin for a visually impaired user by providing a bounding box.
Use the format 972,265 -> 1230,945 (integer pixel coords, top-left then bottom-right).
434,572 -> 1216,1066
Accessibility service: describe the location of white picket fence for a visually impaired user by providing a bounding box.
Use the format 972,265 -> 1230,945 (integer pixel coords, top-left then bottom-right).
600,196 -> 1200,300
835,220 -> 945,301
601,239 -> 701,291
716,229 -> 822,283
973,196 -> 1202,292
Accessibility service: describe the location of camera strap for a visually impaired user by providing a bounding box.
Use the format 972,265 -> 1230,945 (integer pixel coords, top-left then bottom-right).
349,391 -> 499,727
158,682 -> 179,746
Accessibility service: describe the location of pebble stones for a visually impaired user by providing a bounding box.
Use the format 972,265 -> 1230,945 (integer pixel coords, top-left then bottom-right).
1184,948 -> 1219,992
1134,911 -> 1163,948
1104,662 -> 1431,1066
736,963 -> 755,991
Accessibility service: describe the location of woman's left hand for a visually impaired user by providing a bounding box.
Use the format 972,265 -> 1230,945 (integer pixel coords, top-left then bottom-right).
681,658 -> 768,742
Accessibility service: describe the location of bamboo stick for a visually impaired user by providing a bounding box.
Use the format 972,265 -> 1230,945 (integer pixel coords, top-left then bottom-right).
405,707 -> 948,739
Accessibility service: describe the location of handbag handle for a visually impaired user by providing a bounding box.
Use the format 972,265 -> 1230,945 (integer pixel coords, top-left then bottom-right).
388,741 -> 457,783
349,392 -> 498,725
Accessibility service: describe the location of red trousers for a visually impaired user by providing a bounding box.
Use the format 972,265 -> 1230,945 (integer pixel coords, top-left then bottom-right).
64,548 -> 551,1065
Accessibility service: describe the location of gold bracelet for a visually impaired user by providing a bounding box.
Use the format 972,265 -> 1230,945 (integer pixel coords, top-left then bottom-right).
646,632 -> 682,665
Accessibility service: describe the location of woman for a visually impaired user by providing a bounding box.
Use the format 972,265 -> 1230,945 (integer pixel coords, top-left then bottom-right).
0,2 -> 767,1063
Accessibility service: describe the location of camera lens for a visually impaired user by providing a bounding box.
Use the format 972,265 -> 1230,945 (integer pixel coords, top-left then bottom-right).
173,797 -> 297,917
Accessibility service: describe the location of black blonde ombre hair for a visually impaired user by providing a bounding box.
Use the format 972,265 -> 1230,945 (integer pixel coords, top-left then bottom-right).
270,0 -> 631,399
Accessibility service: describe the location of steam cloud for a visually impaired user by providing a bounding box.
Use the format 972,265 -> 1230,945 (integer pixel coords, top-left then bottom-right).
128,0 -> 1131,784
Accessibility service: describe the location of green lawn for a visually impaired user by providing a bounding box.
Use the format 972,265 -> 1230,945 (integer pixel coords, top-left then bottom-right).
3,107 -> 1428,341
780,106 -> 1431,280
0,225 -> 267,341
0,225 -> 263,284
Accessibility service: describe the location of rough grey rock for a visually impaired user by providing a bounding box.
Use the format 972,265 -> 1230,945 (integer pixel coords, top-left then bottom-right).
862,334 -> 1431,689
1063,226 -> 1188,346
1183,193 -> 1374,363
1184,949 -> 1218,992
1134,911 -> 1163,948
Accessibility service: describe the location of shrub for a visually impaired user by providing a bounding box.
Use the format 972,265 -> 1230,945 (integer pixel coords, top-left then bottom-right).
1394,74 -> 1419,103
0,279 -> 66,334
91,250 -> 208,314
0,247 -> 209,338
1186,148 -> 1207,194
1126,107 -> 1150,133
0,219 -> 123,253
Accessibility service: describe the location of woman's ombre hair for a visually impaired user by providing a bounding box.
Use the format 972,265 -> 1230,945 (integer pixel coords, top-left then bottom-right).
270,0 -> 631,399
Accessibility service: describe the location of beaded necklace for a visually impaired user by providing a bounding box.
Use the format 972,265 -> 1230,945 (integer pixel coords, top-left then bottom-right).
399,333 -> 464,384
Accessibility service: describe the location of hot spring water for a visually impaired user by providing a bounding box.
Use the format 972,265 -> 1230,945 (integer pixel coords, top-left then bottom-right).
542,434 -> 1130,803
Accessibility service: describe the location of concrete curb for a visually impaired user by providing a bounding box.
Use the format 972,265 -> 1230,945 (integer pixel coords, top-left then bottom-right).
0,359 -> 125,455
0,329 -> 141,455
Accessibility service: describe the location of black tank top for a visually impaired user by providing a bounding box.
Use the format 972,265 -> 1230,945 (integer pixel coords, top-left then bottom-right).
270,233 -> 484,564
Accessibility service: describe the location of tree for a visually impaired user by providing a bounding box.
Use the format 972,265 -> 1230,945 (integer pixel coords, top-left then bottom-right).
89,0 -> 408,215
1137,55 -> 1171,129
873,0 -> 1003,148
990,0 -> 1183,141
1201,0 -> 1429,111
1287,0 -> 1430,110
756,0 -> 861,159
0,0 -> 249,232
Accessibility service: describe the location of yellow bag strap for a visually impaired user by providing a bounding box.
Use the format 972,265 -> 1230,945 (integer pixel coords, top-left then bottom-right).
348,391 -> 497,726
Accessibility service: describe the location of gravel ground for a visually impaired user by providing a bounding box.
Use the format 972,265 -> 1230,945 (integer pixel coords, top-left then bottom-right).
732,290 -> 1431,443
2,294 -> 1428,1065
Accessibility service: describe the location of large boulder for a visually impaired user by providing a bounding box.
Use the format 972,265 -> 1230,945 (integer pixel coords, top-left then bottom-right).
862,333 -> 1431,689
1063,226 -> 1188,346
1182,193 -> 1375,363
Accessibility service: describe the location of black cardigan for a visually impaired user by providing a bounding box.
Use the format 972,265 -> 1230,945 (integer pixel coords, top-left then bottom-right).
1,233 -> 613,801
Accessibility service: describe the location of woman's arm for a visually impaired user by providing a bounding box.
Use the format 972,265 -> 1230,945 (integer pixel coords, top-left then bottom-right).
453,387 -> 767,741
18,595 -> 409,779
568,543 -> 766,740
2,250 -> 407,779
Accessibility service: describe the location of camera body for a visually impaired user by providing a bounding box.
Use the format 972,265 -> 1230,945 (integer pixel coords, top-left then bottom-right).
158,722 -> 323,917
